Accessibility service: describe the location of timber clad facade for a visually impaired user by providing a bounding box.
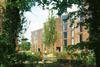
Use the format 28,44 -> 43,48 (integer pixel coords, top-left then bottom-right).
31,14 -> 89,52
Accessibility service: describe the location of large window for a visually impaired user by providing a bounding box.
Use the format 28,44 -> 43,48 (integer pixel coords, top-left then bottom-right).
72,39 -> 74,45
38,48 -> 40,52
64,40 -> 67,46
63,22 -> 67,31
71,30 -> 74,38
64,32 -> 67,38
62,15 -> 68,22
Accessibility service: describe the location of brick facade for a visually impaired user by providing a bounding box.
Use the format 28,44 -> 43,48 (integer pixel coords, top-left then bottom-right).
31,29 -> 43,52
31,15 -> 89,52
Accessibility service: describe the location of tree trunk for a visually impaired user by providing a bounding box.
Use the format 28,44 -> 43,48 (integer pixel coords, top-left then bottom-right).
88,0 -> 100,67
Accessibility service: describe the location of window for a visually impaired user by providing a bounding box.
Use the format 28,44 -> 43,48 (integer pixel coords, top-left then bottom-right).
38,48 -> 40,52
64,40 -> 67,46
80,34 -> 82,42
72,30 -> 74,38
63,22 -> 67,31
62,15 -> 68,22
56,47 -> 61,52
64,32 -> 67,38
72,39 -> 74,45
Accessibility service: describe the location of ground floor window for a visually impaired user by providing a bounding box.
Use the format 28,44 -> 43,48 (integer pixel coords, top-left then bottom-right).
56,47 -> 61,52
38,48 -> 40,52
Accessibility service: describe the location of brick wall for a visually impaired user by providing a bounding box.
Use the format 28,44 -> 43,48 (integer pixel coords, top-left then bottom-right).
31,16 -> 89,52
31,29 -> 43,52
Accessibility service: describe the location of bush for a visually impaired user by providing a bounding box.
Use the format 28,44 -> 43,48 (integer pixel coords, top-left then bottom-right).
33,52 -> 40,61
16,51 -> 37,63
56,52 -> 67,59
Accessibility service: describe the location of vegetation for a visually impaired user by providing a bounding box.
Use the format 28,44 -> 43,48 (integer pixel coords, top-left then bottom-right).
20,38 -> 31,51
0,0 -> 100,66
43,13 -> 57,52
37,0 -> 100,66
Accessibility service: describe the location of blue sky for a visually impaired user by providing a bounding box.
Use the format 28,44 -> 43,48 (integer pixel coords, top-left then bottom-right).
24,4 -> 79,42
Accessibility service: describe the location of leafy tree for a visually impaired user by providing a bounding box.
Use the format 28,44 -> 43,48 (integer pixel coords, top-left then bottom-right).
0,0 -> 37,64
37,0 -> 100,66
20,38 -> 30,51
0,0 -> 100,66
43,13 -> 57,52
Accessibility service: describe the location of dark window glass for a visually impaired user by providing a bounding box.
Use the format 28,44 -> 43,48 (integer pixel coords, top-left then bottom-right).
62,15 -> 68,22
64,32 -> 67,38
64,40 -> 67,46
80,34 -> 82,42
38,48 -> 40,52
56,47 -> 61,52
63,23 -> 67,30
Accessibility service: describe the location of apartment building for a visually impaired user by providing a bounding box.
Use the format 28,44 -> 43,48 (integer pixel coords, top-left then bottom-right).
31,29 -> 43,52
31,13 -> 89,52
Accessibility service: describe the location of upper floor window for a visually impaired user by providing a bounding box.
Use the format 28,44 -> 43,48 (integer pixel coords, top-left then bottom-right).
64,40 -> 67,46
62,15 -> 68,22
63,22 -> 67,31
64,32 -> 67,38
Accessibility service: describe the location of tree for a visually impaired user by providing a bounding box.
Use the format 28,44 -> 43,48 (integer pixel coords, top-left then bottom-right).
38,0 -> 100,66
1,0 -> 100,66
0,0 -> 37,64
20,38 -> 30,51
87,0 -> 100,67
43,13 -> 57,52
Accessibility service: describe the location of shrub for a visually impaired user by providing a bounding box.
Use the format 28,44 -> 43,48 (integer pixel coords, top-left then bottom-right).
16,51 -> 36,63
56,52 -> 67,59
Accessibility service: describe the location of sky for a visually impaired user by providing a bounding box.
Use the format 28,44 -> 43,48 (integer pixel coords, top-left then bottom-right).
24,4 -> 79,42
24,6 -> 49,41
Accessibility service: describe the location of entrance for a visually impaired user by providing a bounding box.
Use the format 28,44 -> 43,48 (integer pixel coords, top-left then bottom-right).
56,47 -> 61,52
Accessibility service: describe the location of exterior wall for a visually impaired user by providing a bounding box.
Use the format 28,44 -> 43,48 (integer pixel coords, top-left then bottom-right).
31,32 -> 35,51
73,17 -> 80,44
67,19 -> 72,45
54,16 -> 63,52
31,29 -> 43,52
82,26 -> 89,41
31,15 -> 89,52
37,29 -> 43,51
67,16 -> 89,46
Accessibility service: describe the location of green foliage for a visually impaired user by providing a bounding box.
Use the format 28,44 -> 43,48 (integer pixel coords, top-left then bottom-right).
20,39 -> 31,51
66,46 -> 96,65
16,51 -> 34,63
0,0 -> 35,64
33,52 -> 40,61
1,0 -> 99,66
43,15 -> 57,47
56,52 -> 67,59
36,0 -> 83,15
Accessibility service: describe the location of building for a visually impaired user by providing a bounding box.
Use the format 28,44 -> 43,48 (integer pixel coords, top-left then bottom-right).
31,29 -> 43,52
63,13 -> 89,46
54,16 -> 63,52
31,13 -> 89,52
